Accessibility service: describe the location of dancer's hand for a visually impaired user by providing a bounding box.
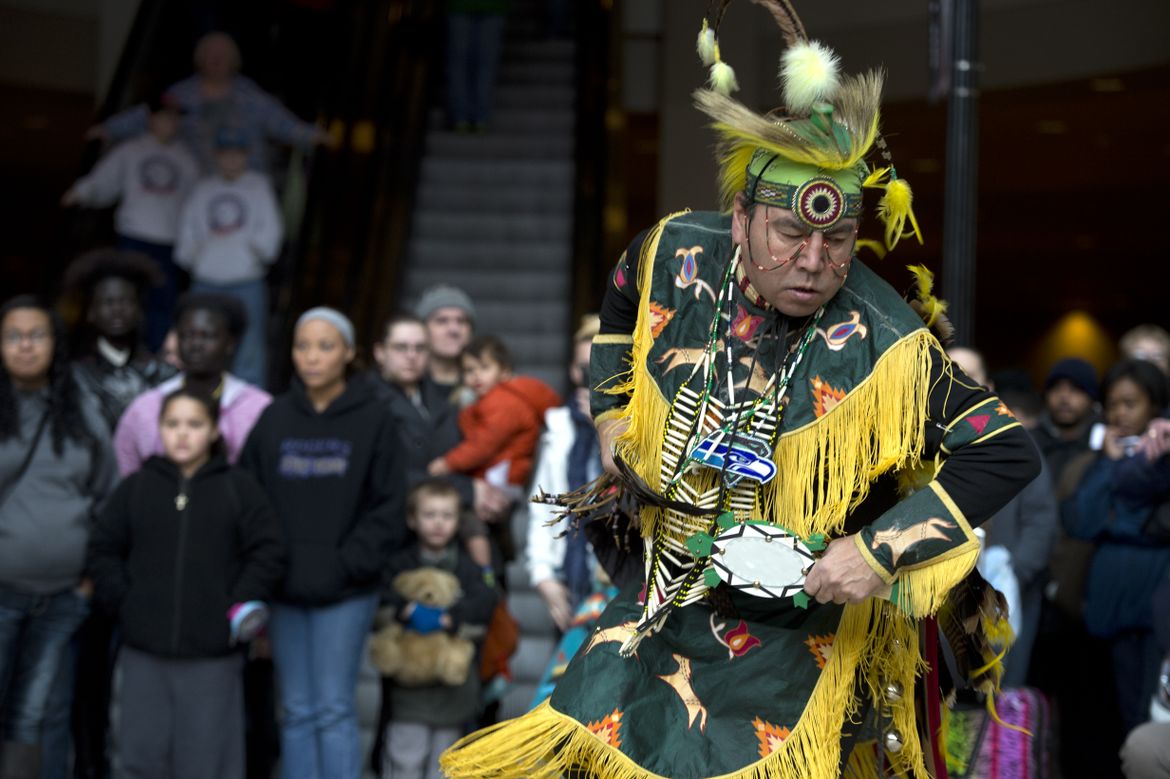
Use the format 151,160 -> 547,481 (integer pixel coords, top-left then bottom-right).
597,417 -> 629,477
535,579 -> 573,632
803,536 -> 886,605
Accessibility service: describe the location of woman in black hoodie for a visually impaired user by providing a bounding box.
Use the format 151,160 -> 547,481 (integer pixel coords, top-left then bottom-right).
239,307 -> 406,779
87,388 -> 285,779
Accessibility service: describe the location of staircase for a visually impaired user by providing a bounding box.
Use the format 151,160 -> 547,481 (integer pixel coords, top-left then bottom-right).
401,25 -> 576,391
398,9 -> 576,720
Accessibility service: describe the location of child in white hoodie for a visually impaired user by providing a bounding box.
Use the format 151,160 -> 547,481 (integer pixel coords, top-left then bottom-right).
176,126 -> 283,389
63,96 -> 199,352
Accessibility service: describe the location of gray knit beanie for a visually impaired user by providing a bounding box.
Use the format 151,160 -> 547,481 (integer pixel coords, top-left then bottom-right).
295,307 -> 355,348
414,285 -> 476,324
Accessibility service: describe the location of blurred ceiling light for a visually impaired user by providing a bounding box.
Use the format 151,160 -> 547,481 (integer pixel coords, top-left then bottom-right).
1036,310 -> 1116,380
909,158 -> 940,173
1088,77 -> 1125,92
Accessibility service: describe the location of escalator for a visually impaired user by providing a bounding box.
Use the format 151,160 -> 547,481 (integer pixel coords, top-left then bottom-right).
70,0 -> 443,386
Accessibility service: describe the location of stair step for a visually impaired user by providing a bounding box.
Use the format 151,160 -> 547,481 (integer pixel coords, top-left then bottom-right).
498,683 -> 539,722
499,61 -> 575,86
416,182 -> 572,213
473,300 -> 567,329
509,589 -> 557,635
425,131 -> 573,160
405,269 -> 571,301
420,157 -> 572,187
407,239 -> 570,270
412,212 -> 571,242
494,84 -> 574,110
503,38 -> 575,63
509,634 -> 556,685
427,106 -> 574,134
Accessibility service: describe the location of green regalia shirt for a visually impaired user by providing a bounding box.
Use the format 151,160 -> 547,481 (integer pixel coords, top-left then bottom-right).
441,211 -> 1039,779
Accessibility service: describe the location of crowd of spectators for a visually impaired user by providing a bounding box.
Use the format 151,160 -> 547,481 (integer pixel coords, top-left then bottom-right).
5,9 -> 1169,779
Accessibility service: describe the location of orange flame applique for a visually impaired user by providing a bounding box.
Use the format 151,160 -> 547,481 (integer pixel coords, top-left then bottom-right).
752,717 -> 792,758
648,301 -> 676,338
811,376 -> 846,418
804,633 -> 834,669
586,709 -> 623,748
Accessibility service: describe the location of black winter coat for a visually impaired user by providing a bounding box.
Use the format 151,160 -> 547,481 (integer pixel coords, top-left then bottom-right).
368,372 -> 474,507
87,455 -> 285,658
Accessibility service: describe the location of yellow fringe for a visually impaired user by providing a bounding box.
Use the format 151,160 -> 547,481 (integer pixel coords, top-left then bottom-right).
609,211 -> 689,539
760,330 -> 936,540
895,545 -> 981,618
440,602 -> 930,779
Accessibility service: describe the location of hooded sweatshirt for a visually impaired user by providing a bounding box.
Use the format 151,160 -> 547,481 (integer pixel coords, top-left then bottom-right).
239,379 -> 407,606
70,133 -> 200,244
174,170 -> 283,284
87,455 -> 285,657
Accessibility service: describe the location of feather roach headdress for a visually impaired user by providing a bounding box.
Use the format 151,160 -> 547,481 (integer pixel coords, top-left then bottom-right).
694,0 -> 922,251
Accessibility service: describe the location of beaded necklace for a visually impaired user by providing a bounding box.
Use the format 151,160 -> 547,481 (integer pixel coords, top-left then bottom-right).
669,246 -> 824,490
623,248 -> 827,650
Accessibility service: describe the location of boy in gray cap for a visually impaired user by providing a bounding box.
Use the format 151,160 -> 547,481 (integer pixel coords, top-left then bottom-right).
414,285 -> 475,399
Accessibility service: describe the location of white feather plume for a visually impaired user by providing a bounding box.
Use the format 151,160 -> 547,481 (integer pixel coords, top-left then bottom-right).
696,22 -> 716,66
781,40 -> 841,115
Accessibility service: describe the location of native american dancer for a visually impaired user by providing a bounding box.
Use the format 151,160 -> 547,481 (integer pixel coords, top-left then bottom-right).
442,2 -> 1040,776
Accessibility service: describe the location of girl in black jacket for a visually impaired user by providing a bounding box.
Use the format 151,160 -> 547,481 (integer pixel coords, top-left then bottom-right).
87,388 -> 285,779
238,307 -> 406,779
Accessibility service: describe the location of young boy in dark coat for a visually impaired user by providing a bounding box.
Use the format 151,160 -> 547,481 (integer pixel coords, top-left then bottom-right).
379,479 -> 497,779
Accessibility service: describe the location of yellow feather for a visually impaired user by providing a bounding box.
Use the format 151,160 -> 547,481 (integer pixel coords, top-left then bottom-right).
862,166 -> 891,190
906,264 -> 947,327
855,239 -> 887,259
717,141 -> 759,211
878,177 -> 923,249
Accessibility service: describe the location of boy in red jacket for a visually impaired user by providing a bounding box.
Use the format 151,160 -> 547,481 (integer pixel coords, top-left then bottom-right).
428,335 -> 560,499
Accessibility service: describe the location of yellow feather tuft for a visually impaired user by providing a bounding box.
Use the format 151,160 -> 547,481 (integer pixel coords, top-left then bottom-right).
906,264 -> 947,328
716,141 -> 759,211
696,19 -> 716,66
877,177 -> 923,250
854,239 -> 887,259
862,166 -> 891,190
781,40 -> 841,115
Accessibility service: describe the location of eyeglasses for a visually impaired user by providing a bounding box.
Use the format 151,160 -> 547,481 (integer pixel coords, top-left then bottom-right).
752,206 -> 856,278
2,330 -> 51,347
388,343 -> 428,354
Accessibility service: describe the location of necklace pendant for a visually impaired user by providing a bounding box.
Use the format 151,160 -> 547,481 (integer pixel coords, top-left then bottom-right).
691,430 -> 777,486
175,493 -> 188,511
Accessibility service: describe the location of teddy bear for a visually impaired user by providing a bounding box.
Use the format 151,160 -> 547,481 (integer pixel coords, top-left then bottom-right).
370,567 -> 475,687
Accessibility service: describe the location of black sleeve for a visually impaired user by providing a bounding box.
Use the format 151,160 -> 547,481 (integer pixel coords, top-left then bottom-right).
597,228 -> 648,335
591,228 -> 650,418
927,352 -> 1043,526
228,472 -> 287,603
448,551 -> 499,631
338,412 -> 409,583
236,410 -> 270,486
85,476 -> 135,615
856,346 -> 1043,582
